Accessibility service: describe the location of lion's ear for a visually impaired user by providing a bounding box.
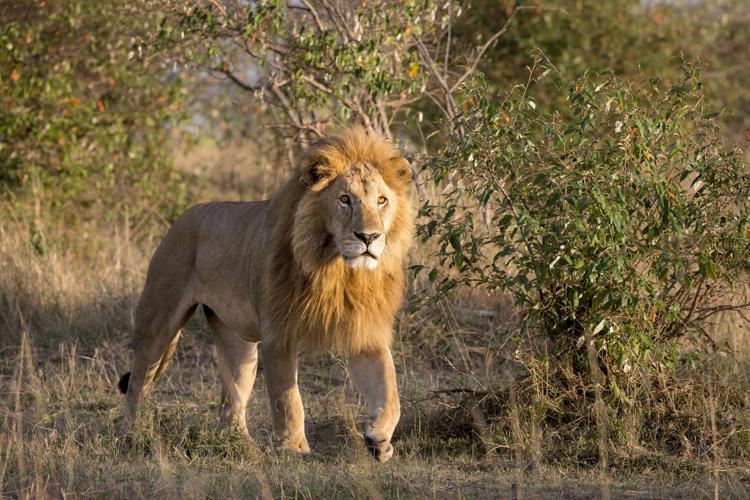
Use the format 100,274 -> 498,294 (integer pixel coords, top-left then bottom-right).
301,157 -> 336,190
388,156 -> 414,185
300,139 -> 337,190
304,160 -> 324,185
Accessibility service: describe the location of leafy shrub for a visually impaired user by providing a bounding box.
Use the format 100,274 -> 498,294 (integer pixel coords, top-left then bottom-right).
0,0 -> 189,231
151,0 -> 444,143
421,63 -> 750,376
459,0 -> 750,141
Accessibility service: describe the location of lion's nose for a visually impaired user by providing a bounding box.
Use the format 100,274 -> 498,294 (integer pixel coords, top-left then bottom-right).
354,231 -> 381,246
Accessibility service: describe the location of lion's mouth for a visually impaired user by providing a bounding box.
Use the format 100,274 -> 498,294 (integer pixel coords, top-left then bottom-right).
343,249 -> 377,259
343,252 -> 379,270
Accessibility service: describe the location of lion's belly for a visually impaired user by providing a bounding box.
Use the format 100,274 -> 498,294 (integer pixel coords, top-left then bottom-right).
202,292 -> 261,342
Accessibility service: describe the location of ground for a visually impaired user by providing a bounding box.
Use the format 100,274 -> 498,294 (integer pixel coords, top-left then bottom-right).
2,312 -> 748,498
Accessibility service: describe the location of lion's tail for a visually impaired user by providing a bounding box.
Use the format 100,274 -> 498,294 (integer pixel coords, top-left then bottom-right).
117,330 -> 182,394
117,372 -> 131,394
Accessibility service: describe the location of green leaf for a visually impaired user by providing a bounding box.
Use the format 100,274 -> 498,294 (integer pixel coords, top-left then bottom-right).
448,232 -> 462,252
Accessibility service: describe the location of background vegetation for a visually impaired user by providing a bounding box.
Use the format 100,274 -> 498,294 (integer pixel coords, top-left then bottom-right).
2,0 -> 749,497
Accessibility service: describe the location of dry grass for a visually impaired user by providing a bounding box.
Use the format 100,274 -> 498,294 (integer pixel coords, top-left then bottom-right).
172,135 -> 290,202
1,140 -> 749,498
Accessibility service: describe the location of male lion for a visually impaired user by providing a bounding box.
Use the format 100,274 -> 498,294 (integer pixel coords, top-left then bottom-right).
118,128 -> 415,462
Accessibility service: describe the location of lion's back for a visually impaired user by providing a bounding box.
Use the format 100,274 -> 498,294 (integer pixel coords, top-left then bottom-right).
144,200 -> 270,295
187,200 -> 270,281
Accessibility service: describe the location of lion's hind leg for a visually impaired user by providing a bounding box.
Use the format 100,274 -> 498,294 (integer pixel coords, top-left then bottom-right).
122,293 -> 197,430
204,306 -> 259,441
119,329 -> 182,392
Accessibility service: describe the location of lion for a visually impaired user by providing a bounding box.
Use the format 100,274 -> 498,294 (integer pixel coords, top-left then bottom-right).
118,127 -> 416,462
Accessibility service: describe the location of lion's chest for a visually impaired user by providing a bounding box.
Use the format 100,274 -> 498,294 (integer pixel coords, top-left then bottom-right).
263,269 -> 397,354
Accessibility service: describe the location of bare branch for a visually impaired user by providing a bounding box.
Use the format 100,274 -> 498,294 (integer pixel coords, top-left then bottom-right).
297,0 -> 326,32
218,67 -> 290,92
444,1 -> 452,81
218,68 -> 323,141
270,85 -> 324,139
693,301 -> 750,323
413,35 -> 457,118
299,74 -> 376,132
424,90 -> 450,123
319,0 -> 355,42
386,89 -> 443,108
219,69 -> 265,92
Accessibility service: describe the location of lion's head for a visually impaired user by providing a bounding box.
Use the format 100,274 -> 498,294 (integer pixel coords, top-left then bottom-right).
290,128 -> 414,276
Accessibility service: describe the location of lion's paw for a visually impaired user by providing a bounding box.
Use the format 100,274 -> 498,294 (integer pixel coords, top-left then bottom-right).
116,431 -> 134,454
275,437 -> 312,457
365,435 -> 394,463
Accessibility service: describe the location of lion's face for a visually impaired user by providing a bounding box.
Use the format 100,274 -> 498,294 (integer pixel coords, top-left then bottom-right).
324,164 -> 398,270
291,129 -> 413,277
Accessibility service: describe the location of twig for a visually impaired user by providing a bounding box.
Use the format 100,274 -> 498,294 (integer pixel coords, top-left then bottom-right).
319,0 -> 355,41
414,35 -> 456,118
432,388 -> 486,396
444,1 -> 452,81
299,75 -> 375,133
219,69 -> 266,92
684,275 -> 706,323
296,0 -> 327,32
685,320 -> 718,351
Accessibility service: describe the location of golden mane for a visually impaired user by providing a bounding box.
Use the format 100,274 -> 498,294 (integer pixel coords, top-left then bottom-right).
262,128 -> 416,354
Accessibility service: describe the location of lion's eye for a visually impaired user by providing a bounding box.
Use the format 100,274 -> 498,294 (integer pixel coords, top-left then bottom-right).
339,194 -> 351,205
378,196 -> 388,206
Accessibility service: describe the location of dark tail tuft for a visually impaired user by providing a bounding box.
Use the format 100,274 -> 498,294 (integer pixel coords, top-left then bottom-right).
118,372 -> 131,394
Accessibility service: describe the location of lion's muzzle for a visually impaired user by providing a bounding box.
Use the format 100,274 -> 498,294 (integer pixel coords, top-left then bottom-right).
339,231 -> 386,270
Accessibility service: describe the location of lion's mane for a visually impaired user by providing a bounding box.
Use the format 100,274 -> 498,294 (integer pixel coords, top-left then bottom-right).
262,129 -> 416,354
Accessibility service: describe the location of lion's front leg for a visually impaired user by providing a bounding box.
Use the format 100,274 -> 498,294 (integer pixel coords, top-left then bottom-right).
349,346 -> 400,463
262,346 -> 311,455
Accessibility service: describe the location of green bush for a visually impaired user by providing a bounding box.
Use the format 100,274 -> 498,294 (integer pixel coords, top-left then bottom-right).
421,64 -> 750,376
152,0 -> 447,143
0,0 -> 189,230
458,0 -> 750,141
